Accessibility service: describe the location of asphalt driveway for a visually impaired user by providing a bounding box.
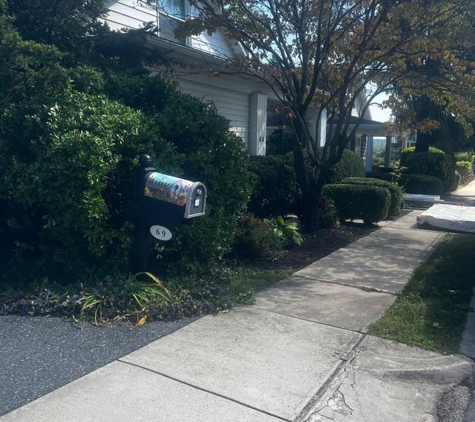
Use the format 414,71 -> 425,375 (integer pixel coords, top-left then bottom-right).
0,315 -> 194,416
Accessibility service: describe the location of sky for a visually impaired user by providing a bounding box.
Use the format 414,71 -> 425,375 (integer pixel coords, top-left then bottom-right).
368,92 -> 393,123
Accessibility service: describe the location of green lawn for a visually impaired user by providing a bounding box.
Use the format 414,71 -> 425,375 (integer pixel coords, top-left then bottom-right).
368,234 -> 475,355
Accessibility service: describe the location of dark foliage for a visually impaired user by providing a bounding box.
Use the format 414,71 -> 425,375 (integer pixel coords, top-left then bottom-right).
247,155 -> 299,218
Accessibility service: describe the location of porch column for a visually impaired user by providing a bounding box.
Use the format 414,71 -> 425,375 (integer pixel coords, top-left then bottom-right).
384,135 -> 392,168
318,108 -> 327,147
307,107 -> 328,148
401,137 -> 408,151
365,135 -> 374,172
249,92 -> 267,156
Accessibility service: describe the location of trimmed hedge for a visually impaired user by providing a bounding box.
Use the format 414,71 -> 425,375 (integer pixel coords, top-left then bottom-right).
323,184 -> 390,225
400,146 -> 445,166
400,147 -> 457,193
327,149 -> 365,183
399,174 -> 444,195
342,177 -> 403,217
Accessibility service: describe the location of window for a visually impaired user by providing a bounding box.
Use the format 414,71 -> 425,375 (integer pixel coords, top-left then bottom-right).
158,0 -> 184,19
158,0 -> 187,44
203,99 -> 218,113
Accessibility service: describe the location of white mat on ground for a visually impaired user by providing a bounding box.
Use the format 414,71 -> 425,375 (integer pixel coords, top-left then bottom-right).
404,193 -> 441,203
417,204 -> 475,233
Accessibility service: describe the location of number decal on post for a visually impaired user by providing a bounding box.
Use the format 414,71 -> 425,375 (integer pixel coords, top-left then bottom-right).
150,225 -> 173,241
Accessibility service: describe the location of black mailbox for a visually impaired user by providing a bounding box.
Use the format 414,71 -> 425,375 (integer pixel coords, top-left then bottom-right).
125,154 -> 208,273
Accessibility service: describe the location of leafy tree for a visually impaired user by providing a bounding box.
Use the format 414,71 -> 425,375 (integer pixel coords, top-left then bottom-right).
5,0 -> 108,54
390,21 -> 475,153
169,0 -> 475,230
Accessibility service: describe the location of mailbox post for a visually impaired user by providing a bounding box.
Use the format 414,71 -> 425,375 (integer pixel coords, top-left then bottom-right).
125,154 -> 207,273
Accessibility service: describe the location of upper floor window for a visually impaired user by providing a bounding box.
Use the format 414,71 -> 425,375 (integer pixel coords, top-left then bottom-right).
158,0 -> 185,19
157,0 -> 187,44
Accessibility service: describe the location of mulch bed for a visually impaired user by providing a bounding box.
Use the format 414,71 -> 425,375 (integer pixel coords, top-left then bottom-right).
231,222 -> 381,273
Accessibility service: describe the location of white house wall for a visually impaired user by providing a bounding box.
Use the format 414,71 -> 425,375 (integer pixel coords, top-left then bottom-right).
103,0 -> 156,31
103,1 -> 278,154
103,0 -> 235,59
177,79 -> 250,149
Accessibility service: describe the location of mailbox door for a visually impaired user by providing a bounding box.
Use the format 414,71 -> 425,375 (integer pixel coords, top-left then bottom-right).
184,183 -> 207,218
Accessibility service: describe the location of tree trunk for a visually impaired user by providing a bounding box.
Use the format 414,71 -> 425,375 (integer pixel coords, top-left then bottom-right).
415,132 -> 432,152
293,147 -> 331,233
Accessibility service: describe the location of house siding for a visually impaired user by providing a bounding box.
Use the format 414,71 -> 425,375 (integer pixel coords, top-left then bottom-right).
102,1 -> 274,153
103,0 -> 156,31
177,79 -> 250,149
103,0 -> 235,59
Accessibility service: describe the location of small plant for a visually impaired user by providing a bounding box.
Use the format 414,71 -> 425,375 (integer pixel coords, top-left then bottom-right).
75,272 -> 173,325
317,196 -> 340,228
455,152 -> 474,162
232,213 -> 283,258
455,161 -> 471,184
264,216 -> 303,248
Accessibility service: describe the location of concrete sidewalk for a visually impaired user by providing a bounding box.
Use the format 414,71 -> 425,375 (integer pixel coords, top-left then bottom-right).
1,205 -> 475,421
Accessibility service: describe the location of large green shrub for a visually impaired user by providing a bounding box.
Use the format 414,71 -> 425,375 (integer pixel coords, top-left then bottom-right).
247,155 -> 299,218
323,184 -> 390,225
0,76 -> 253,282
146,90 -> 253,273
399,147 -> 457,193
399,174 -> 444,195
104,74 -> 253,274
342,177 -> 403,217
0,90 -> 170,281
327,149 -> 365,183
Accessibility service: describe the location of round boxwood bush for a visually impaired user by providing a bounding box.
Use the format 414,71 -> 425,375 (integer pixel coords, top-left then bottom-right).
399,174 -> 444,195
323,184 -> 390,225
327,149 -> 365,183
342,177 -> 403,217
